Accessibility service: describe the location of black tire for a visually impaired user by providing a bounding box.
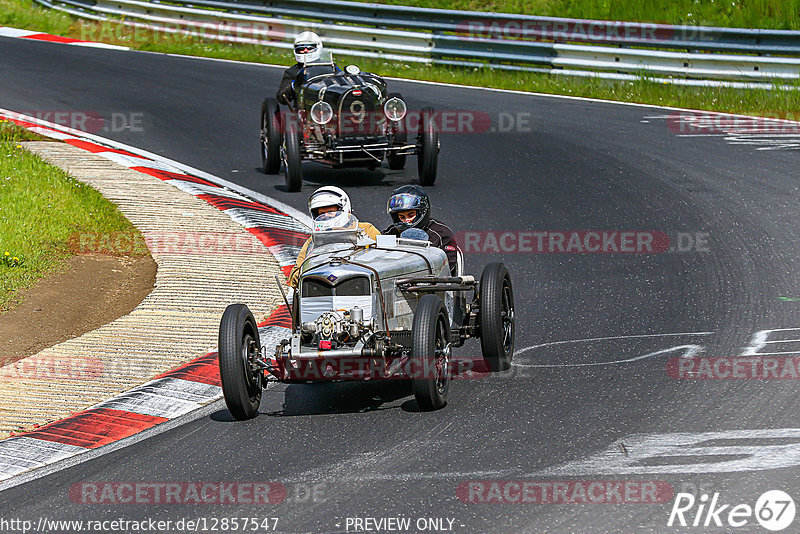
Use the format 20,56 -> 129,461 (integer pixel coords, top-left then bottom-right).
260,98 -> 281,174
410,294 -> 451,411
282,117 -> 303,192
417,106 -> 438,186
219,304 -> 263,420
387,92 -> 407,170
479,263 -> 515,372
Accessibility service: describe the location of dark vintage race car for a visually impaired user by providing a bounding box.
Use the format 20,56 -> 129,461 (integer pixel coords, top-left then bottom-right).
260,57 -> 440,192
218,213 -> 515,418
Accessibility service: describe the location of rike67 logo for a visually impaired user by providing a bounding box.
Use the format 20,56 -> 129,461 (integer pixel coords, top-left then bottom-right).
668,490 -> 796,531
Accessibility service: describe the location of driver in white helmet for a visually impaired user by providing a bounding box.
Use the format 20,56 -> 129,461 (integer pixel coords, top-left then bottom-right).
288,186 -> 380,287
277,31 -> 340,106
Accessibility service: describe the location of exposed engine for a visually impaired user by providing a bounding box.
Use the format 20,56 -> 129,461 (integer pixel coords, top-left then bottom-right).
300,307 -> 375,349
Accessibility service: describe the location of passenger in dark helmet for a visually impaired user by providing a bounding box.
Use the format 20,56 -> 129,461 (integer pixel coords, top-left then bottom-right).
384,185 -> 459,275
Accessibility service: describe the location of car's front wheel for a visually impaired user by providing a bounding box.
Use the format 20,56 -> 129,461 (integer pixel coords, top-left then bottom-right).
479,263 -> 515,372
417,106 -> 439,186
282,118 -> 303,192
260,98 -> 282,174
410,294 -> 451,411
219,304 -> 263,420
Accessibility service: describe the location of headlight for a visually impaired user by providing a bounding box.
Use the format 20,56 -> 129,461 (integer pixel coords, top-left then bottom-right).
384,97 -> 407,122
310,101 -> 333,125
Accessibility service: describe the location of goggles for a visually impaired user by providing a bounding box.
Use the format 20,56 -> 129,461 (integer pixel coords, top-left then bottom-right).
387,193 -> 422,213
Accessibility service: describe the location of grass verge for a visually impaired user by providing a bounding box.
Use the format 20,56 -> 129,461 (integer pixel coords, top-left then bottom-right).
0,120 -> 144,311
1,0 -> 799,119
354,0 -> 800,31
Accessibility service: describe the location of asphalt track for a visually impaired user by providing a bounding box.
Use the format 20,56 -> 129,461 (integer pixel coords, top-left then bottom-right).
2,36 -> 800,532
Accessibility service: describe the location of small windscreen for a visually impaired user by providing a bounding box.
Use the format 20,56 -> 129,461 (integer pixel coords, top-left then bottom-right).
302,278 -> 333,298
301,276 -> 369,297
335,277 -> 370,296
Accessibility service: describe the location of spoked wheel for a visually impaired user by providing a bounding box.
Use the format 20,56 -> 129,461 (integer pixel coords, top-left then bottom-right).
479,262 -> 515,372
260,98 -> 281,174
410,294 -> 451,411
417,106 -> 439,186
387,92 -> 407,170
282,117 -> 303,192
219,304 -> 263,420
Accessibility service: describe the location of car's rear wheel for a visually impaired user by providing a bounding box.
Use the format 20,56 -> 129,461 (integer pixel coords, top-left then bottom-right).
479,263 -> 515,372
219,304 -> 263,420
282,118 -> 303,192
417,106 -> 439,186
410,294 -> 451,411
387,92 -> 407,170
260,98 -> 281,174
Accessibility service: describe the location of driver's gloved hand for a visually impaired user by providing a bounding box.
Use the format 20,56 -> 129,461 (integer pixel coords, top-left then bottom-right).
276,90 -> 291,105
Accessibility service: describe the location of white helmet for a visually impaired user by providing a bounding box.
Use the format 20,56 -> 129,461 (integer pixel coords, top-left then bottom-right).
308,186 -> 351,218
294,31 -> 323,64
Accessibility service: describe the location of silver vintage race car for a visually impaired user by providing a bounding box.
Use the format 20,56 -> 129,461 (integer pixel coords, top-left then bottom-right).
260,53 -> 439,192
218,212 -> 514,418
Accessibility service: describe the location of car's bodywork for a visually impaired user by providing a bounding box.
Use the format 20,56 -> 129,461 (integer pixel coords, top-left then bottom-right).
295,65 -> 412,167
260,57 -> 439,192
277,219 -> 453,381
218,214 -> 514,416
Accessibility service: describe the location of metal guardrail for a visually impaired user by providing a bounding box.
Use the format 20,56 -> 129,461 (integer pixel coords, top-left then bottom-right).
186,0 -> 800,56
33,0 -> 800,83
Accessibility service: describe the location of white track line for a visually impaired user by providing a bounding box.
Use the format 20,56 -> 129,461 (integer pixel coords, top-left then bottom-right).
514,331 -> 714,356
514,344 -> 705,368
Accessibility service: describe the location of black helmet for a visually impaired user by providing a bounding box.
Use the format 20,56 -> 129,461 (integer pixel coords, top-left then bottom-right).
387,185 -> 430,232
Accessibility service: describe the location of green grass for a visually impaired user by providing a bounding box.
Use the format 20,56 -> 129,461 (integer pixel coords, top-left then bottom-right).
0,0 -> 72,35
0,120 -> 144,310
1,0 -> 799,123
357,0 -> 800,30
